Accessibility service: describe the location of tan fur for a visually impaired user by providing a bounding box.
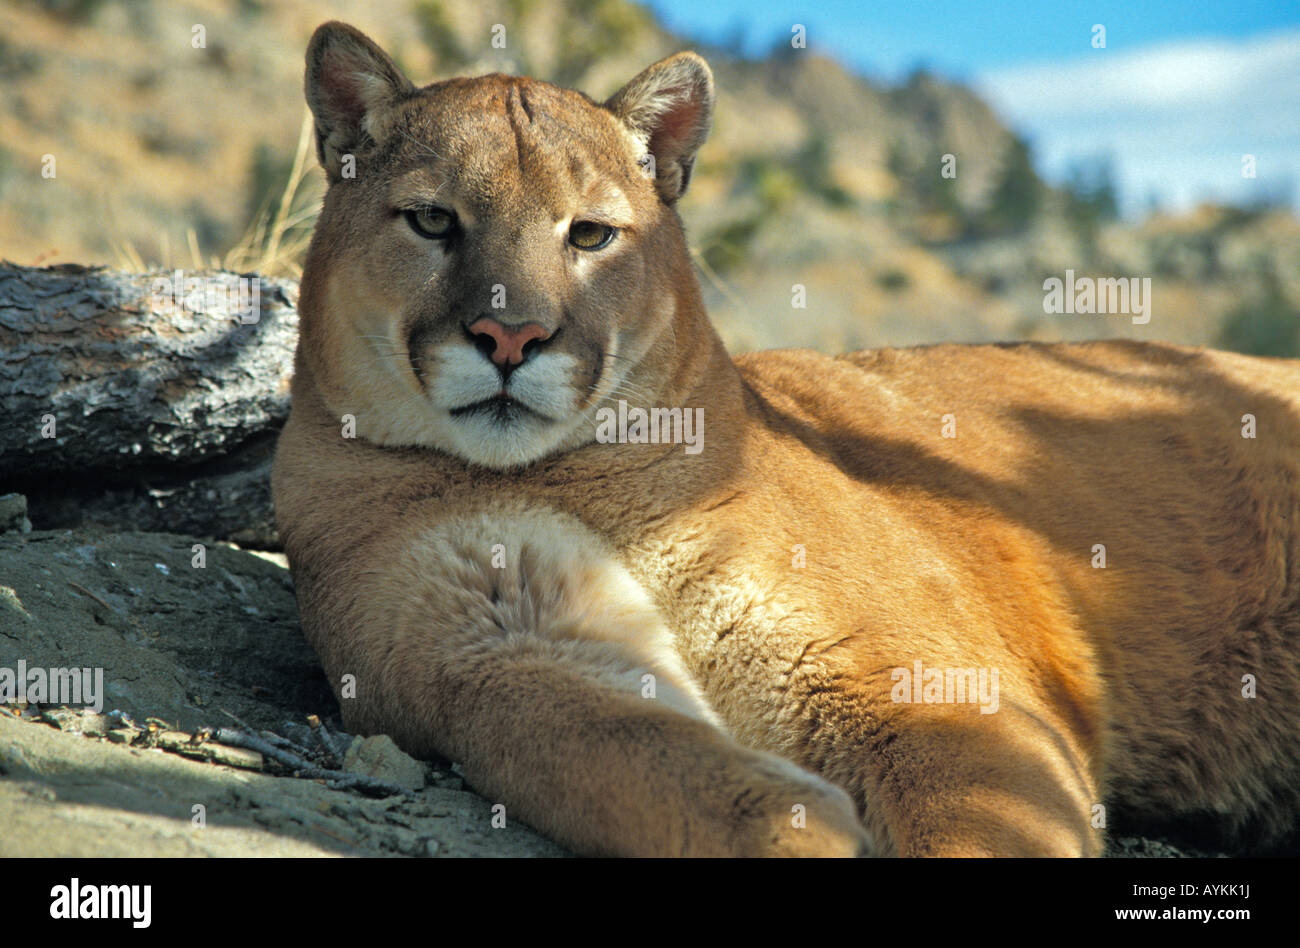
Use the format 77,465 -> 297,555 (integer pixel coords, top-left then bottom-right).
273,22 -> 1300,856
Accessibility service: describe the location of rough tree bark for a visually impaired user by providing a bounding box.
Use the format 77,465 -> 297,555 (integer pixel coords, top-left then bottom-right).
1,263 -> 300,546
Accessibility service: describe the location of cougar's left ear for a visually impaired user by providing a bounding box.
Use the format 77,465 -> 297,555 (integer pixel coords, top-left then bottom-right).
304,21 -> 415,183
605,52 -> 714,204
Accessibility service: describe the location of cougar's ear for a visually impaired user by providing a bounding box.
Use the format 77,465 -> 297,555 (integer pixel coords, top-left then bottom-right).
304,21 -> 415,182
605,52 -> 714,204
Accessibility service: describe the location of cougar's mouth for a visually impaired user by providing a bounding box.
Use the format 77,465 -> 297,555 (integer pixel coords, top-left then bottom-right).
449,392 -> 555,424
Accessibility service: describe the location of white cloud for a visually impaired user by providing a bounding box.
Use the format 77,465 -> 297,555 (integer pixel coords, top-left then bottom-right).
973,29 -> 1300,213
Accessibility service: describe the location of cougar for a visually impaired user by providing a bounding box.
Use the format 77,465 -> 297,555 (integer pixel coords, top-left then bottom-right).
272,21 -> 1300,856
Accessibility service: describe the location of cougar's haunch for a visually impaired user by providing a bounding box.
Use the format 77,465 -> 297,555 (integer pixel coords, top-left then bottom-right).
273,21 -> 1300,856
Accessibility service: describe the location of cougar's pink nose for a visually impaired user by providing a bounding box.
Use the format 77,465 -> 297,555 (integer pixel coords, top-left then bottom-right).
467,317 -> 552,366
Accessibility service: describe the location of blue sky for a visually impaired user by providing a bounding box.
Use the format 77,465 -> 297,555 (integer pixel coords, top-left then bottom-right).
643,0 -> 1300,214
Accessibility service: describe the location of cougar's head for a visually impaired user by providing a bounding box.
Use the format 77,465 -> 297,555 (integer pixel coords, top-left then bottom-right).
296,21 -> 714,469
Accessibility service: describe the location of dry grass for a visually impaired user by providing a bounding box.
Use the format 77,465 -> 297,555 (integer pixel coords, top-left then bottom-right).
111,110 -> 320,278
221,109 -> 319,278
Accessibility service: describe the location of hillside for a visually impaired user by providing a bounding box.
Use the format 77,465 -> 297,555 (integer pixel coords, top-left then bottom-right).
1,0 -> 1297,355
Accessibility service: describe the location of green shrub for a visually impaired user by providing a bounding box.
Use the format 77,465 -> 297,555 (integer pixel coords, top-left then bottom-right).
1218,275 -> 1300,357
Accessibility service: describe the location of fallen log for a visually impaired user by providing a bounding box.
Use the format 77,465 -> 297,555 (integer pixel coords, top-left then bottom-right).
0,263 -> 299,545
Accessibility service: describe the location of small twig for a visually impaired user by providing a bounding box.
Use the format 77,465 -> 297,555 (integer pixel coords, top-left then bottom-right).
306,712 -> 345,762
258,729 -> 313,756
66,581 -> 112,612
315,720 -> 345,763
222,708 -> 312,755
219,708 -> 255,731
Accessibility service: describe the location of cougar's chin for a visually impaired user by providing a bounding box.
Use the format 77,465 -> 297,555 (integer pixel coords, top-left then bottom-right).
436,410 -> 564,468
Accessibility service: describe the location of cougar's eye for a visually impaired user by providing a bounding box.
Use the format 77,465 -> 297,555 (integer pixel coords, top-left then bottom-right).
568,220 -> 616,251
405,206 -> 457,239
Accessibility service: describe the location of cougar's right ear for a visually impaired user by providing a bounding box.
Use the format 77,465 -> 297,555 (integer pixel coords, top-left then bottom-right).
304,21 -> 415,182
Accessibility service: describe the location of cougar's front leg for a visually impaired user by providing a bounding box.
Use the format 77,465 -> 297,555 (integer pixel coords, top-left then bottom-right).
788,668 -> 1104,856
867,701 -> 1105,856
310,507 -> 868,857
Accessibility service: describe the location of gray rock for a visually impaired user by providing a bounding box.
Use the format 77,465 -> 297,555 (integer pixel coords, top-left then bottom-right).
344,735 -> 427,792
0,493 -> 32,534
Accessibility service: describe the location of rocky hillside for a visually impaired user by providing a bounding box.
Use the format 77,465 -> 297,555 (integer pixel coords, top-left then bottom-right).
3,0 -> 1297,356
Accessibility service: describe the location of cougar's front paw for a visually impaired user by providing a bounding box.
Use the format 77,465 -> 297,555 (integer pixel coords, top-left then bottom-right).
722,753 -> 872,857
